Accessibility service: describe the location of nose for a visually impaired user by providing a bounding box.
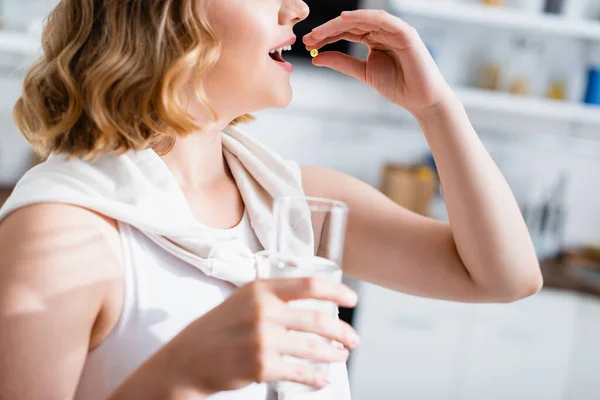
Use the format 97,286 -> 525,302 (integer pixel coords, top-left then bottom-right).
280,0 -> 310,25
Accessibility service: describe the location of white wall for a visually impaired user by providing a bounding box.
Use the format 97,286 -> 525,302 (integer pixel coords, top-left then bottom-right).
0,76 -> 32,186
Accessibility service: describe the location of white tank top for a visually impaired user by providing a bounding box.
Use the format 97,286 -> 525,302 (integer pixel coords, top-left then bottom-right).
74,211 -> 351,399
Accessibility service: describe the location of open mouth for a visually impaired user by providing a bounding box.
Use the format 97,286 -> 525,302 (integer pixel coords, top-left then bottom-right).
269,45 -> 292,63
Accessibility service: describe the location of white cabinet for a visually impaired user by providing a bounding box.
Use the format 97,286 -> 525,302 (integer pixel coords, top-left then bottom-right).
350,284 -> 468,400
350,284 -> 597,400
564,294 -> 600,400
456,291 -> 578,400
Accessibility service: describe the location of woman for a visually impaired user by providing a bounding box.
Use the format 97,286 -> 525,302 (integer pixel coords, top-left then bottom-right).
0,0 -> 542,399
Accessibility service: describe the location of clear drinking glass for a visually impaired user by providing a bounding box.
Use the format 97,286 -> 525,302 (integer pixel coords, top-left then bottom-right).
255,196 -> 349,394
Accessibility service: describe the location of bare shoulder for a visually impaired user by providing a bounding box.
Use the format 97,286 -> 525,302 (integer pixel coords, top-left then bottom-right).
0,202 -> 121,239
0,203 -> 125,397
0,203 -> 123,281
0,203 -> 124,348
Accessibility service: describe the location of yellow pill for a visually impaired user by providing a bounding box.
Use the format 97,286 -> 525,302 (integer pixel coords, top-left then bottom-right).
310,49 -> 319,58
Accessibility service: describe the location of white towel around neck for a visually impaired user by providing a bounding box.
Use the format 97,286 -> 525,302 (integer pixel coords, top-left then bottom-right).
0,125 -> 314,287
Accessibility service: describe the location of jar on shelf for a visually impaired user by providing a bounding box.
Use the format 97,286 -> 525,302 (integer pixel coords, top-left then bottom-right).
480,0 -> 504,6
478,62 -> 503,91
502,36 -> 544,96
480,0 -> 545,13
547,81 -> 568,101
544,40 -> 581,102
476,36 -> 510,92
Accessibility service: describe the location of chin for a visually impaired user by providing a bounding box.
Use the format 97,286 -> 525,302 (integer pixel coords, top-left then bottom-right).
270,87 -> 294,109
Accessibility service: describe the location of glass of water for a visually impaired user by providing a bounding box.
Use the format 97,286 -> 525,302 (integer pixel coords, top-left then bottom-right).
256,196 -> 349,394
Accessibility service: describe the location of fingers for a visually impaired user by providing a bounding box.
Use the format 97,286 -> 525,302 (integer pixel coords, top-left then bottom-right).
304,19 -> 368,44
280,307 -> 361,350
277,331 -> 350,364
340,9 -> 415,35
306,32 -> 366,51
254,350 -> 330,388
271,362 -> 330,389
267,277 -> 358,308
303,9 -> 418,51
312,52 -> 367,83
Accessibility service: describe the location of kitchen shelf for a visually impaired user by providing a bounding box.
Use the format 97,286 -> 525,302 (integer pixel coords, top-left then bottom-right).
456,87 -> 600,126
289,61 -> 600,127
390,0 -> 600,41
0,30 -> 40,56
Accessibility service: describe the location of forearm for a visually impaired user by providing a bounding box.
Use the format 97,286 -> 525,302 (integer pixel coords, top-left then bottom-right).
414,96 -> 542,300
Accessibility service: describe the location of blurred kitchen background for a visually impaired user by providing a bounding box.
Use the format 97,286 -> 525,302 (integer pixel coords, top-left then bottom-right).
3,0 -> 600,398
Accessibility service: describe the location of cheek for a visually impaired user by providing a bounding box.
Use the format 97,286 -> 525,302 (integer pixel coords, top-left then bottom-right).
209,5 -> 276,82
217,43 -> 269,90
217,9 -> 272,55
203,10 -> 291,109
216,21 -> 271,78
202,42 -> 275,112
219,30 -> 274,89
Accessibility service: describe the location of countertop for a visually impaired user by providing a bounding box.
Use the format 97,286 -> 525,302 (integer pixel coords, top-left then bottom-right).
541,253 -> 600,298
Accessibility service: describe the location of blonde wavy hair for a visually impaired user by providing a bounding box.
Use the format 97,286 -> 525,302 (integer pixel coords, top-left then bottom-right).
14,0 -> 253,160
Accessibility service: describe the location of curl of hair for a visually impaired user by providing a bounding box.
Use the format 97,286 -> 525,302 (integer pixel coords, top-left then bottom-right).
13,0 -> 253,160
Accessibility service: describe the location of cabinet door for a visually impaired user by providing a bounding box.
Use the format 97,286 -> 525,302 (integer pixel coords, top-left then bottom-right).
350,283 -> 467,400
564,294 -> 600,400
457,289 -> 578,400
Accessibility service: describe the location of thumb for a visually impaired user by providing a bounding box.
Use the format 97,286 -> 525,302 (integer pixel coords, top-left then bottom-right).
312,51 -> 366,84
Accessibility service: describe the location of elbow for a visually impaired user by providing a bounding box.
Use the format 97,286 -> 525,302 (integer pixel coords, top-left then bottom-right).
474,261 -> 544,304
496,264 -> 544,303
528,268 -> 545,296
507,270 -> 544,302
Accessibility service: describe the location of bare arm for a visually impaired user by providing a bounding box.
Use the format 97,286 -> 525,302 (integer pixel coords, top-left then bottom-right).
302,9 -> 541,303
302,147 -> 542,303
416,98 -> 541,301
0,205 -> 202,400
0,204 -> 124,399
